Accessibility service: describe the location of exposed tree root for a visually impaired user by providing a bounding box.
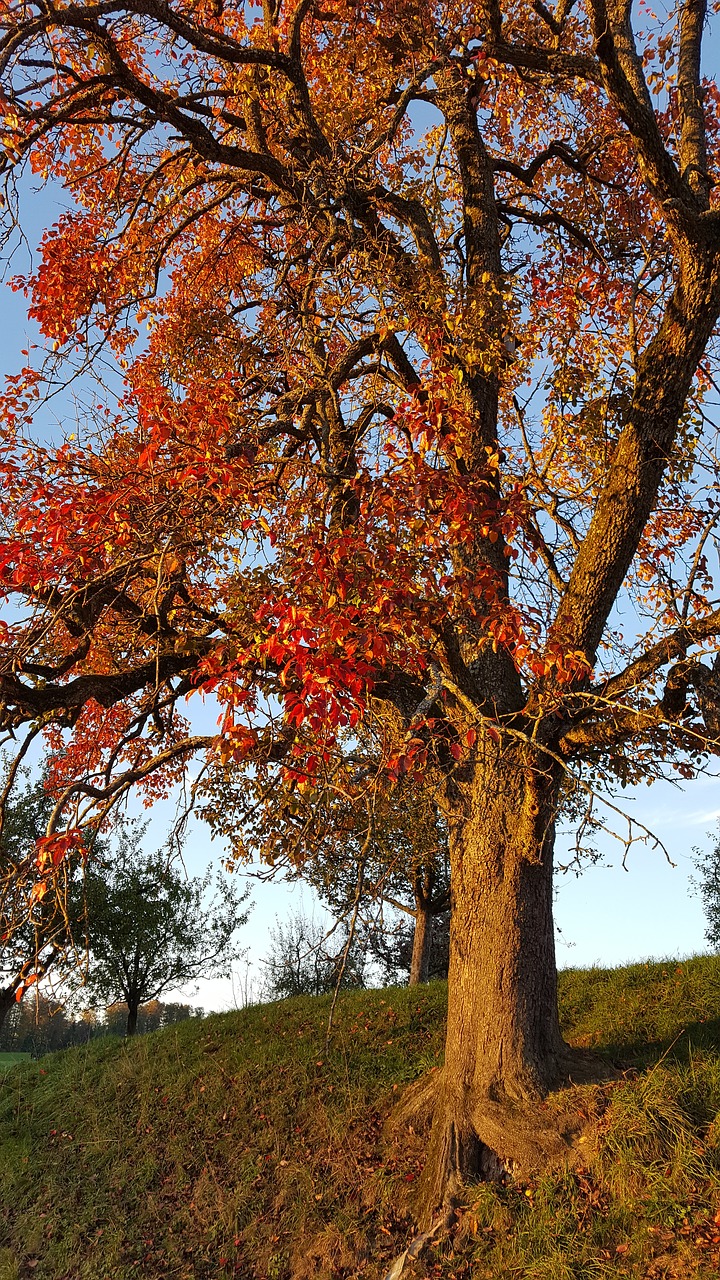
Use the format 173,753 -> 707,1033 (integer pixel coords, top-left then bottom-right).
389,1048 -> 620,1231
388,1068 -> 442,1138
382,1215 -> 448,1280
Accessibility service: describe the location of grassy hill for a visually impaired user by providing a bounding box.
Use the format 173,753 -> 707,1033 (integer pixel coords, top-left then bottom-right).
2,958 -> 720,1279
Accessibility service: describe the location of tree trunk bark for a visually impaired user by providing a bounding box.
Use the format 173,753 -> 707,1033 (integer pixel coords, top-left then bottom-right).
420,743 -> 569,1217
126,1002 -> 139,1036
0,985 -> 17,1036
409,898 -> 432,986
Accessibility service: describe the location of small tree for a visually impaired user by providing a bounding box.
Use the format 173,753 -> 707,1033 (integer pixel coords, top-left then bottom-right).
218,755 -> 449,987
368,906 -> 450,988
694,830 -> 720,952
82,835 -> 250,1035
261,911 -> 366,1000
301,780 -> 451,988
315,790 -> 451,987
325,783 -> 448,983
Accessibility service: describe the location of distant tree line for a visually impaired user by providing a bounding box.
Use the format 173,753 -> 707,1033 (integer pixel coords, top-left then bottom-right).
0,994 -> 204,1057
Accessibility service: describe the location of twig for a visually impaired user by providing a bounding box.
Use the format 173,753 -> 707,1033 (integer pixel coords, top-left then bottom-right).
325,811 -> 373,1051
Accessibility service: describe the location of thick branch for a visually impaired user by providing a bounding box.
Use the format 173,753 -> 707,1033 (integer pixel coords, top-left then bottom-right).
435,64 -> 500,296
677,0 -> 711,206
560,656 -> 720,754
485,40 -> 601,84
587,0 -> 711,235
0,647 -> 210,724
601,607 -> 720,699
551,253 -> 720,667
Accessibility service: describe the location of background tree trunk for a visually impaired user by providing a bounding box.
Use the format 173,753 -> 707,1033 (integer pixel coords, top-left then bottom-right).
0,986 -> 17,1036
409,899 -> 432,986
420,742 -> 568,1216
126,1001 -> 139,1037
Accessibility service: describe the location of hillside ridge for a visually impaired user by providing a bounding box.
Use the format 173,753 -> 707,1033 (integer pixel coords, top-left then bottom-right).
2,958 -> 720,1279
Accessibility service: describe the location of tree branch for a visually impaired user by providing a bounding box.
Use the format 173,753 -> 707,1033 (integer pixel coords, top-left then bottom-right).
550,255 -> 720,669
677,0 -> 711,207
587,0 -> 710,235
600,607 -> 720,699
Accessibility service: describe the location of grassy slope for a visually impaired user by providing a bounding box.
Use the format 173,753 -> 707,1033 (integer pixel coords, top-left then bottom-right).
1,960 -> 720,1279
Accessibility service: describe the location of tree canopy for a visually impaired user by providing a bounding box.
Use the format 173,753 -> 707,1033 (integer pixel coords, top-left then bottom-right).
1,0 -> 720,1216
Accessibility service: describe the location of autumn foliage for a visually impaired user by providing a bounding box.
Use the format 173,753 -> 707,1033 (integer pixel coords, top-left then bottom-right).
2,0 -> 720,1211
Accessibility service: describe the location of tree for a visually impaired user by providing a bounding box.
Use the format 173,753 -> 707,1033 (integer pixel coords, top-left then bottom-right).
261,910 -> 366,999
0,763 -> 86,1033
219,758 -> 450,986
367,900 -> 450,988
2,0 -> 720,1215
302,783 -> 451,987
81,836 -> 249,1035
694,829 -> 720,952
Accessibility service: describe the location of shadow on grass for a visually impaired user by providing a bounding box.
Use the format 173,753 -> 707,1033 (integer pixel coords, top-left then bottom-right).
593,1015 -> 720,1071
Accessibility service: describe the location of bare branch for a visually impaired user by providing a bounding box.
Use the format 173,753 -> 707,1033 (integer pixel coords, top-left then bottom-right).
601,607 -> 720,698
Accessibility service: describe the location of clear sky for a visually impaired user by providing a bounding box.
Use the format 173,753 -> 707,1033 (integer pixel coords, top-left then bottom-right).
0,39 -> 718,1013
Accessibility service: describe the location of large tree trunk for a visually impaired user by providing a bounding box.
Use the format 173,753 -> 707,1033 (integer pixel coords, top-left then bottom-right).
126,1001 -> 139,1036
409,898 -> 432,986
420,743 -> 569,1218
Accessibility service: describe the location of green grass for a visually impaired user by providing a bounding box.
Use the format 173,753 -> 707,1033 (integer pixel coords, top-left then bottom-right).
1,959 -> 720,1278
0,1054 -> 31,1069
